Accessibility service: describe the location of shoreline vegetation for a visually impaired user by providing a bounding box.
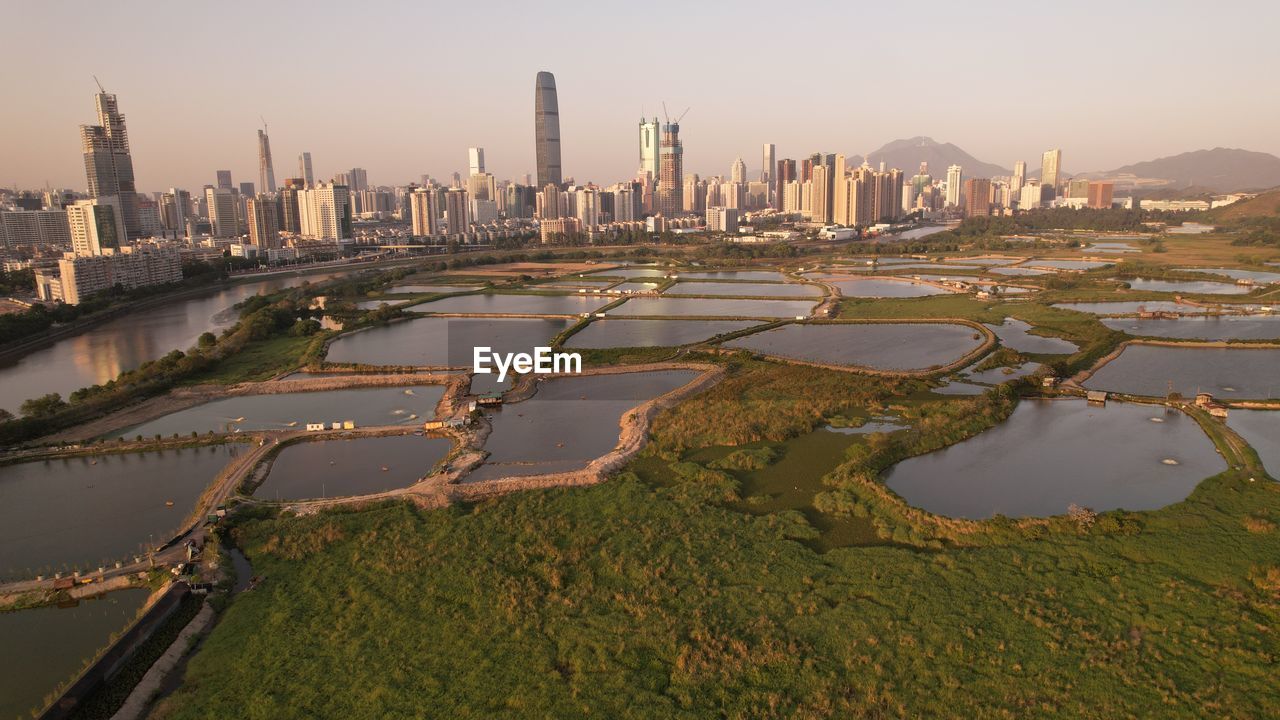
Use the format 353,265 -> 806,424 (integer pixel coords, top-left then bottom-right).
6,212 -> 1280,718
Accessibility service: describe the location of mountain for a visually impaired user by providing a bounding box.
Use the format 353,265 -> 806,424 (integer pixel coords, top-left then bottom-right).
850,137 -> 1010,179
1207,189 -> 1280,222
1085,148 -> 1280,192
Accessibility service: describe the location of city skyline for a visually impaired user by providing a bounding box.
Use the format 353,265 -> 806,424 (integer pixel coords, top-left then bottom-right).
3,2 -> 1279,191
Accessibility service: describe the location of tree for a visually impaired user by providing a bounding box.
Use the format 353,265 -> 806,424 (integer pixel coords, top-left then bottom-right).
197,331 -> 217,348
20,393 -> 67,418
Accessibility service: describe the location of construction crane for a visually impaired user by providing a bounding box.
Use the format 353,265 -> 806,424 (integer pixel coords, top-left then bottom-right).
661,103 -> 691,125
93,75 -> 105,93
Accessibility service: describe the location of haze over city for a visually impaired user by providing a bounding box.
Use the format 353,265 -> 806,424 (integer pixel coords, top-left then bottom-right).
3,0 -> 1278,191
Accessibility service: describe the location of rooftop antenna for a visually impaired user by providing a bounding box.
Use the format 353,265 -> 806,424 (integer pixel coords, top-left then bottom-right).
92,75 -> 105,93
260,115 -> 268,133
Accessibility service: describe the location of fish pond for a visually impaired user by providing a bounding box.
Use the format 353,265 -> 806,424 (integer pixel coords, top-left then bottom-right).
255,435 -> 454,500
664,281 -> 822,297
325,317 -> 571,367
883,399 -> 1225,519
724,322 -> 984,372
1084,345 -> 1280,399
565,319 -> 761,349
831,278 -> 950,298
408,293 -> 607,315
610,297 -> 817,318
1100,315 -> 1280,341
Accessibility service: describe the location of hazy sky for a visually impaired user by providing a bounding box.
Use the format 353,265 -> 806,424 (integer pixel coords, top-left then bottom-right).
3,0 -> 1277,192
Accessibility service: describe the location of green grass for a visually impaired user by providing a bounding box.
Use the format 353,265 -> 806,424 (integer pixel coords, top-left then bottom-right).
184,334 -> 317,385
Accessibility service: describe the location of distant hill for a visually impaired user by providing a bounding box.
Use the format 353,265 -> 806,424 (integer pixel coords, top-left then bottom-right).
1207,189 -> 1280,222
1084,148 -> 1280,192
850,137 -> 1010,179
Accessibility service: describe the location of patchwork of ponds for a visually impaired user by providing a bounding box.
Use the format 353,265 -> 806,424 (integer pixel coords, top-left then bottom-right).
384,284 -> 480,294
565,319 -> 761,349
463,371 -> 700,482
1085,243 -> 1139,253
944,257 -> 1025,266
1125,278 -> 1250,295
0,445 -> 239,577
1101,315 -> 1280,341
610,297 -> 817,318
325,317 -> 570,367
1084,345 -> 1280,399
118,386 -> 446,437
0,587 -> 151,720
724,322 -> 984,371
408,293 -> 607,315
883,399 -> 1225,519
607,280 -> 662,293
1225,410 -> 1280,479
986,318 -> 1079,354
1178,268 -> 1280,284
831,278 -> 951,298
664,281 -> 822,297
587,267 -> 671,278
1053,301 -> 1211,316
255,435 -> 453,500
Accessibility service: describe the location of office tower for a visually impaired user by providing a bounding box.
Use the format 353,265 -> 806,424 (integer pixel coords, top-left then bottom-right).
159,189 -> 191,237
258,127 -> 276,192
297,183 -> 352,241
1011,160 -> 1026,196
444,188 -> 470,236
945,165 -> 963,207
246,195 -> 281,249
216,170 -> 233,189
136,195 -> 163,237
67,200 -> 123,255
298,152 -> 314,186
810,165 -> 832,223
909,162 -> 932,208
963,178 -> 992,217
205,187 -> 241,238
761,143 -> 776,203
637,118 -> 660,179
467,172 -> 497,201
656,121 -> 683,217
730,157 -> 746,184
1041,149 -> 1062,196
80,90 -> 141,239
410,188 -> 440,237
1087,182 -> 1114,209
468,148 -> 485,177
239,182 -> 255,197
1066,179 -> 1090,199
534,71 -> 562,187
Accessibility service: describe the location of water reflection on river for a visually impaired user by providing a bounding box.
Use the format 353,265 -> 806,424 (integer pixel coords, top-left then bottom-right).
0,271 -> 354,416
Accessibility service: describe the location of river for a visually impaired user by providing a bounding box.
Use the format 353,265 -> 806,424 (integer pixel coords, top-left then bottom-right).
0,271 -> 355,416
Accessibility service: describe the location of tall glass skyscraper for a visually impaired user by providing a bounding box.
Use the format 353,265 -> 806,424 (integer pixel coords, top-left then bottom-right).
80,91 -> 141,239
534,71 -> 562,187
656,122 -> 683,217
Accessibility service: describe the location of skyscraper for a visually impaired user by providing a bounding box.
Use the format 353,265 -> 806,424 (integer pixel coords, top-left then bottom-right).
534,71 -> 562,187
298,152 -> 314,187
761,143 -> 775,185
80,90 -> 141,239
945,165 -> 963,207
205,187 -> 240,239
810,165 -> 832,223
1041,149 -> 1062,197
67,200 -> 124,255
638,118 -> 660,180
216,170 -> 233,189
963,178 -> 991,218
656,121 -> 683,217
258,127 -> 276,193
468,148 -> 485,177
410,188 -> 439,237
730,157 -> 746,184
444,188 -> 470,236
1011,160 -> 1026,198
246,194 -> 281,249
297,183 -> 351,242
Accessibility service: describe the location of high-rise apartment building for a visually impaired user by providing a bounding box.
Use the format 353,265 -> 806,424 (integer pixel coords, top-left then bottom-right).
656,122 -> 683,217
0,209 -> 71,247
534,71 -> 562,187
1011,160 -> 1026,197
945,165 -> 963,207
775,159 -> 796,202
258,128 -> 276,193
444,188 -> 470,236
160,189 -> 191,237
67,200 -> 124,255
280,180 -> 304,234
1041,149 -> 1062,196
246,195 -> 281,249
297,183 -> 352,242
810,165 -> 832,223
410,188 -> 440,237
963,178 -> 992,218
80,90 -> 141,240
